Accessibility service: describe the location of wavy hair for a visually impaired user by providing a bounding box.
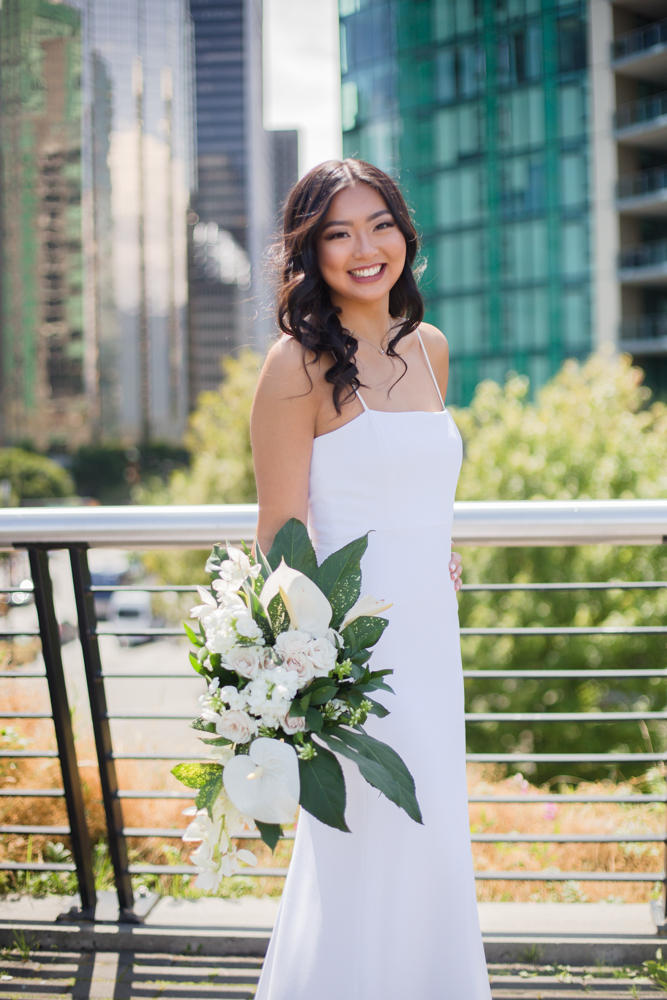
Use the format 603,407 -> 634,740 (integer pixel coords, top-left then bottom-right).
274,158 -> 425,414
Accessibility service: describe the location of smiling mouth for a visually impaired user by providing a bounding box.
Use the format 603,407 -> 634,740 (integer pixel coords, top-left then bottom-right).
348,263 -> 387,280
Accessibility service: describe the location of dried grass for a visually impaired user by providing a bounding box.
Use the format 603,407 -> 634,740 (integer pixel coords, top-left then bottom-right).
1,664 -> 663,902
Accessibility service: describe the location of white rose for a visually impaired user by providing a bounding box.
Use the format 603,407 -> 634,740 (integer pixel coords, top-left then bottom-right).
280,710 -> 307,735
274,630 -> 315,685
219,685 -> 248,712
215,709 -> 257,743
306,636 -> 337,677
265,665 -> 301,701
244,675 -> 270,714
224,645 -> 267,680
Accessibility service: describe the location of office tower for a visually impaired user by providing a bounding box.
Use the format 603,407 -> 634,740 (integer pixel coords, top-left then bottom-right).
272,129 -> 300,220
340,0 -> 667,404
188,0 -> 274,406
0,0 -> 195,447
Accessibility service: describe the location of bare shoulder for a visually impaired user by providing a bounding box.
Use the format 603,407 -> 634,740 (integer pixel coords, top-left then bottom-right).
257,335 -> 325,403
418,322 -> 449,361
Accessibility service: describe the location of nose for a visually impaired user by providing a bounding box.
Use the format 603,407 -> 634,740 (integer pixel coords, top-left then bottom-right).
352,230 -> 377,260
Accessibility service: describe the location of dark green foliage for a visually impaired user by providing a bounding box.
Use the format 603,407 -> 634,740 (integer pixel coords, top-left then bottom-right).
267,518 -> 318,577
298,746 -> 349,831
255,821 -> 282,852
0,448 -> 75,504
314,535 -> 368,627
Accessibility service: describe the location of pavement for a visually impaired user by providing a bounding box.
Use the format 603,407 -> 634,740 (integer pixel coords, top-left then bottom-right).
0,896 -> 661,967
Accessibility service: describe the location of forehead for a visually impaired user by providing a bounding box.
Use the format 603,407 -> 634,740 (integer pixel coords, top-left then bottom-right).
324,183 -> 389,222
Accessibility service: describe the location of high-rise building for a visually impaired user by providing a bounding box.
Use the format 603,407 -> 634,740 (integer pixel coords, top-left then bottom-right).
0,0 -> 195,447
187,0 -> 274,407
339,0 -> 667,404
272,129 -> 300,220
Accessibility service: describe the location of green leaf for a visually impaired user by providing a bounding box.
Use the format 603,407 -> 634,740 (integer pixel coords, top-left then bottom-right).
254,541 -> 273,583
319,727 -> 422,825
190,718 -> 216,733
267,592 -> 291,634
171,762 -> 222,789
313,535 -> 368,627
196,772 -> 223,816
305,706 -> 324,732
183,621 -> 204,647
362,696 -> 389,718
308,682 -> 339,706
343,615 -> 388,651
189,651 -> 206,675
298,746 -> 349,831
289,700 -> 305,718
255,821 -> 282,852
267,518 -> 318,577
200,736 -> 232,746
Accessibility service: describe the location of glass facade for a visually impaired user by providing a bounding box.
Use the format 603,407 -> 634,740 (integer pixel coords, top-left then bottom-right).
340,0 -> 592,405
0,0 -> 195,447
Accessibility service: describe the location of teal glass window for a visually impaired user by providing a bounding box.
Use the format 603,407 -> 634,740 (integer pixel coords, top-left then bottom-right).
560,151 -> 587,209
503,220 -> 548,281
559,83 -> 586,140
501,154 -> 545,216
562,287 -> 589,349
498,87 -> 545,151
437,231 -> 485,293
434,103 -> 484,165
558,16 -> 587,74
504,287 -> 549,350
435,166 -> 486,228
561,220 -> 588,278
438,295 -> 486,354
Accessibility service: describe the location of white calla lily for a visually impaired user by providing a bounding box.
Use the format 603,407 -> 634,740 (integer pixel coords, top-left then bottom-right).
223,737 -> 300,824
190,586 -> 217,619
340,594 -> 393,630
260,559 -> 332,639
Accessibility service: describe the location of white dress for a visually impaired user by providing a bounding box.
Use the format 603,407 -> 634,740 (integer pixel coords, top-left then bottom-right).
256,333 -> 491,1000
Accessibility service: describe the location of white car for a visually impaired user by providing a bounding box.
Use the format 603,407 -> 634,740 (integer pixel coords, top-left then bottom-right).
106,590 -> 152,646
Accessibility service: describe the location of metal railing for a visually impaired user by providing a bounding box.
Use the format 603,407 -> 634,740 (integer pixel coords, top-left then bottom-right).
0,501 -> 666,920
618,165 -> 667,201
620,315 -> 667,341
619,237 -> 667,271
612,18 -> 667,62
615,91 -> 667,131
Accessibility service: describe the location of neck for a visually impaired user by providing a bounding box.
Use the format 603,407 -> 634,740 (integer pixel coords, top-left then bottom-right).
331,292 -> 393,349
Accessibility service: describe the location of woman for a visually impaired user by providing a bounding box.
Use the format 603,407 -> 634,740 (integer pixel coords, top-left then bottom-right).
251,159 -> 490,999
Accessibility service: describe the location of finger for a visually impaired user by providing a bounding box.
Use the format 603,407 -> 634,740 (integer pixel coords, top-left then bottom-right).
451,551 -> 463,567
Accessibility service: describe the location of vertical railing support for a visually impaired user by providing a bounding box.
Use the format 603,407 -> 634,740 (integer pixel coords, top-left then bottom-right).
25,546 -> 97,917
68,543 -> 138,921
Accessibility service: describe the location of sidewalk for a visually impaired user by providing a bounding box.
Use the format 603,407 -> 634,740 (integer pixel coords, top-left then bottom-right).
0,895 -> 659,965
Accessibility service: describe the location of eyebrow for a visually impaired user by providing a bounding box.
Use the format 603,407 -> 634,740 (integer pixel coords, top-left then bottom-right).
321,208 -> 393,231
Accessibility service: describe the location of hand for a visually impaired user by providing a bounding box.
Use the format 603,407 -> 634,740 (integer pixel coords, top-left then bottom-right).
449,552 -> 463,592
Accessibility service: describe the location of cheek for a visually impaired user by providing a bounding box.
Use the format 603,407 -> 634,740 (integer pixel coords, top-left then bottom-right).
317,243 -> 346,279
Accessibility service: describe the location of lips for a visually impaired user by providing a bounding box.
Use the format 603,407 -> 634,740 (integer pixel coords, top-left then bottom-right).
348,263 -> 387,283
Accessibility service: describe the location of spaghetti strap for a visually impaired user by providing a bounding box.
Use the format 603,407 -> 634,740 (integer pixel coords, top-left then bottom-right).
417,329 -> 446,410
356,387 -> 369,411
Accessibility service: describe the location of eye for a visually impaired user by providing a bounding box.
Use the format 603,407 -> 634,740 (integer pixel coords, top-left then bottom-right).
375,220 -> 396,231
325,230 -> 349,240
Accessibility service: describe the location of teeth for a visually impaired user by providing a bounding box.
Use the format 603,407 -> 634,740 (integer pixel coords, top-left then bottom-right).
350,264 -> 383,278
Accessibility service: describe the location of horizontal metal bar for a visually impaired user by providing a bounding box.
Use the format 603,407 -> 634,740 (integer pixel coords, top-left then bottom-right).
127,863 -> 288,877
101,673 -> 198,679
116,790 -> 197,799
471,833 -> 664,843
466,752 -> 665,762
0,671 -> 47,678
461,581 -> 667,591
121,827 -> 296,840
90,585 -> 198,593
0,825 -> 70,835
461,626 -> 667,635
473,871 -> 662,882
0,862 -> 76,872
463,669 -> 667,678
0,789 -> 64,797
0,712 -> 52,719
96,627 -> 184,636
0,631 -> 40,637
469,794 -> 665,803
0,751 -> 59,758
0,586 -> 34,594
465,712 -> 667,722
106,713 -> 197,720
1,499 -> 667,549
110,753 -> 205,760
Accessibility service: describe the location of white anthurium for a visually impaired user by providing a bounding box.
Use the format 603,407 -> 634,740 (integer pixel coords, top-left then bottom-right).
340,594 -> 393,630
223,737 -> 300,825
260,559 -> 332,639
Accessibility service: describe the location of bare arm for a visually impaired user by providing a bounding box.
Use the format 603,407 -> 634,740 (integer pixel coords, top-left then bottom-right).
420,323 -> 463,591
250,337 -> 321,554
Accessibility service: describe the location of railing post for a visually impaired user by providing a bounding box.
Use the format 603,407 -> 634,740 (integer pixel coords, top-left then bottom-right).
26,546 -> 97,917
68,543 -> 138,921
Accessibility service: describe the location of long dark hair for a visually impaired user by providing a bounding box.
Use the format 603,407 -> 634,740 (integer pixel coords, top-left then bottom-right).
274,158 -> 425,414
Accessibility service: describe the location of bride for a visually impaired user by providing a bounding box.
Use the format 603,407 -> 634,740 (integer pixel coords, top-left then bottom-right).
250,159 -> 490,999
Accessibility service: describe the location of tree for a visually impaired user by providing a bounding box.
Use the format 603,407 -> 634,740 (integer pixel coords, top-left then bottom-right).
138,349 -> 261,583
453,353 -> 667,782
0,449 -> 75,505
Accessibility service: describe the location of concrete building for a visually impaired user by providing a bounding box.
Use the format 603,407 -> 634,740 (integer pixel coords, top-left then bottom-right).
0,0 -> 195,448
339,0 -> 667,404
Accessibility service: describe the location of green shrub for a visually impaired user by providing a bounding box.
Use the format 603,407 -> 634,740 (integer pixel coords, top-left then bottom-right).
0,448 -> 75,505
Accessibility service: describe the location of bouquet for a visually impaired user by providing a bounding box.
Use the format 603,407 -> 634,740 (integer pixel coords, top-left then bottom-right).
173,518 -> 422,890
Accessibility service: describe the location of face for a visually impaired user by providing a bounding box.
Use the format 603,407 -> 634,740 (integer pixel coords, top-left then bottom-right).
316,183 -> 407,307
